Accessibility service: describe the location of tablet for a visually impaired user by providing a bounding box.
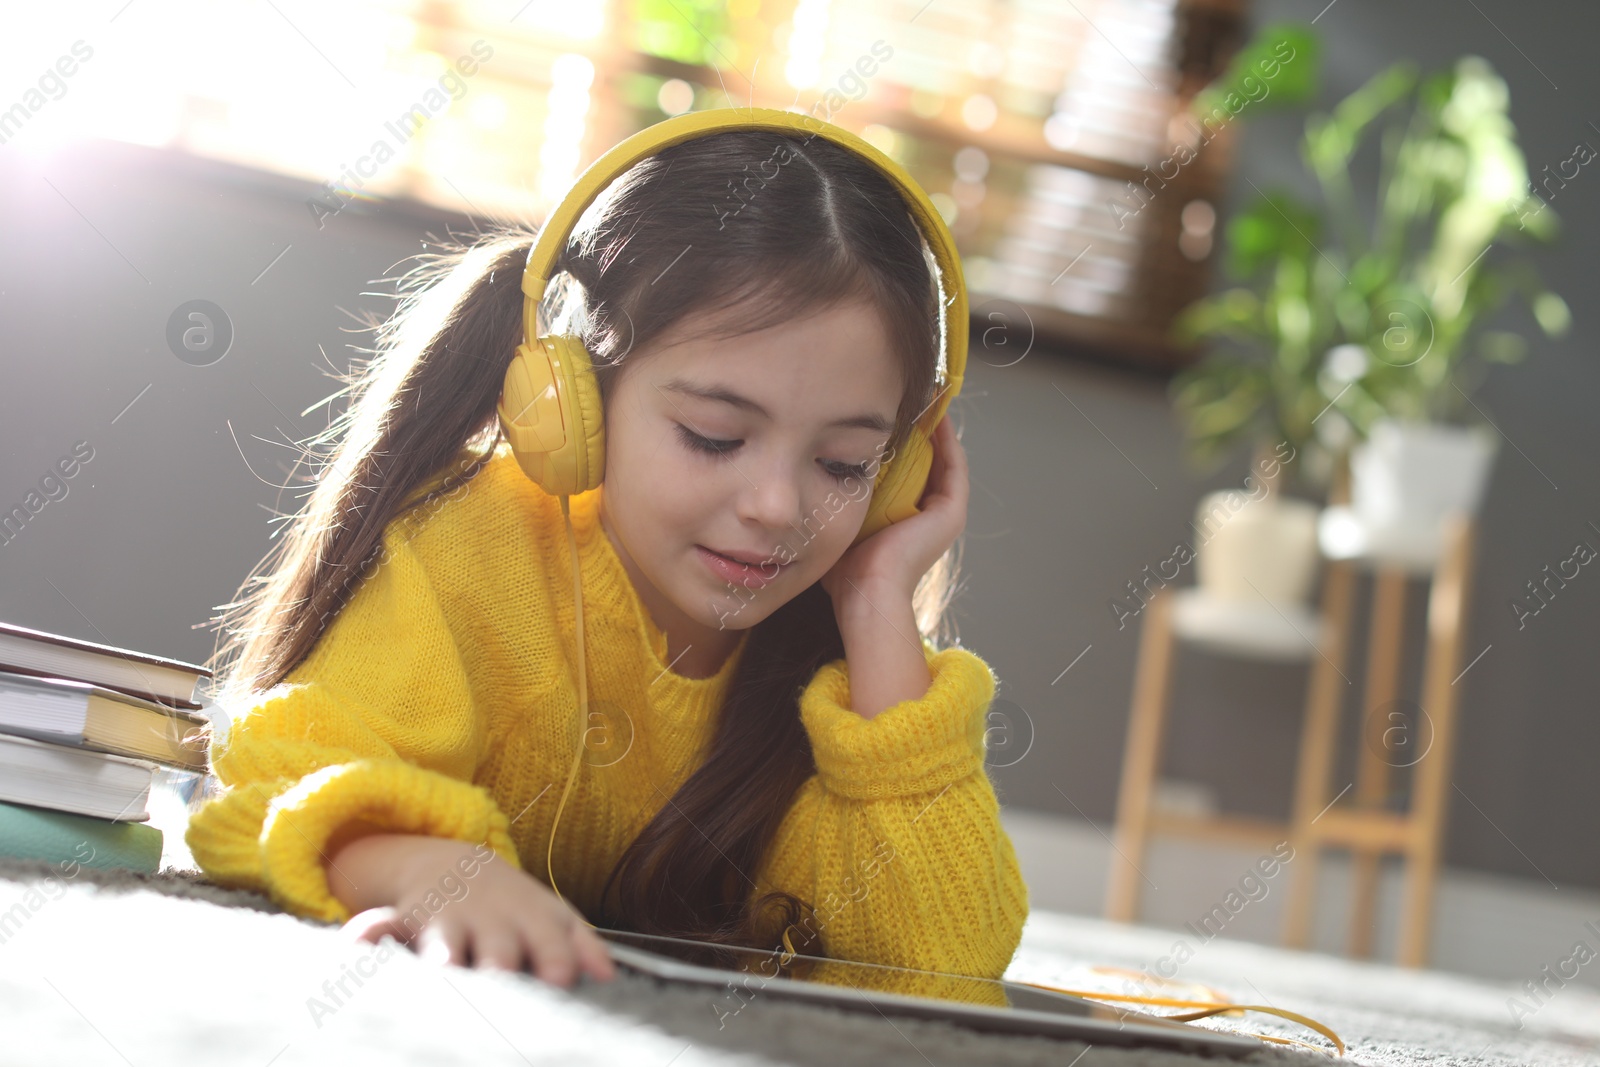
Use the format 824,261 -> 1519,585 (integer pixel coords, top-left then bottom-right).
593,928 -> 1262,1056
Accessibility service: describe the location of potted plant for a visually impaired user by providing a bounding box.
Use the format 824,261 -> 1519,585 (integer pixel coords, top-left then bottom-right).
1172,42 -> 1568,577
1311,56 -> 1568,562
1165,24 -> 1328,616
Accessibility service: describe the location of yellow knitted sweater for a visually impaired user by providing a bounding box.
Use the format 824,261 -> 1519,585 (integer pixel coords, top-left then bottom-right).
186,442 -> 1030,984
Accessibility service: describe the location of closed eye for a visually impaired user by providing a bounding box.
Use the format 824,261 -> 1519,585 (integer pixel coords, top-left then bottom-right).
673,424 -> 873,484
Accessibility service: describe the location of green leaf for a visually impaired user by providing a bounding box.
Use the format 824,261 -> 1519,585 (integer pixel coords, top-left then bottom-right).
1332,63 -> 1419,142
1192,23 -> 1319,119
1510,195 -> 1560,241
630,0 -> 731,66
1172,360 -> 1272,450
1225,212 -> 1282,278
1305,62 -> 1417,176
1533,291 -> 1571,336
1478,330 -> 1527,363
1224,191 -> 1320,278
1173,289 -> 1264,342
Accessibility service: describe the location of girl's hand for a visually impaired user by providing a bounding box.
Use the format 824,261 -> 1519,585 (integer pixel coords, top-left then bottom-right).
821,413 -> 969,608
328,833 -> 617,988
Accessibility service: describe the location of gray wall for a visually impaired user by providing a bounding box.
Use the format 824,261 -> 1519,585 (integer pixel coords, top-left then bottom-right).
0,0 -> 1594,899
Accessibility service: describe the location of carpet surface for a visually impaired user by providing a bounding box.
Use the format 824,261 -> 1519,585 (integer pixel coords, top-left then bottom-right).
1,858 -> 1596,1066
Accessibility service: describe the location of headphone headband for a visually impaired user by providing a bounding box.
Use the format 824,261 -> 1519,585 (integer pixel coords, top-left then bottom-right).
520,106 -> 966,431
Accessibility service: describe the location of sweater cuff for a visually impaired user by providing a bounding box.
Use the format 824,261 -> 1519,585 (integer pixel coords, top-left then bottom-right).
799,645 -> 996,800
256,759 -> 520,924
185,776 -> 295,895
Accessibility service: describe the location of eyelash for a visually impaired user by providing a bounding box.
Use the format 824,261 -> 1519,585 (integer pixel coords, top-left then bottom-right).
673,424 -> 872,484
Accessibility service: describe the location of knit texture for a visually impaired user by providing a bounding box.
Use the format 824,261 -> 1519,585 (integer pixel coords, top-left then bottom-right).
186,441 -> 1029,983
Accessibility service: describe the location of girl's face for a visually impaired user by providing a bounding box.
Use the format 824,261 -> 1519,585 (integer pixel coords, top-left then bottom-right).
597,297 -> 903,673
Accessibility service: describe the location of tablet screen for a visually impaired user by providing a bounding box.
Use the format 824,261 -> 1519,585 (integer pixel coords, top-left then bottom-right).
595,926 -> 1170,1026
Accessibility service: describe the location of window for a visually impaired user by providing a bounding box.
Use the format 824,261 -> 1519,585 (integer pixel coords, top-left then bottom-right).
5,0 -> 1244,369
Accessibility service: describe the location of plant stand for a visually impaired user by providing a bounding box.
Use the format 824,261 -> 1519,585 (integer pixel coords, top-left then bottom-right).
1104,504 -> 1479,968
1280,510 -> 1476,965
1103,585 -> 1322,922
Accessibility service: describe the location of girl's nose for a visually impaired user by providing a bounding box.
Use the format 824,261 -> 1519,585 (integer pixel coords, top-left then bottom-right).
735,458 -> 803,532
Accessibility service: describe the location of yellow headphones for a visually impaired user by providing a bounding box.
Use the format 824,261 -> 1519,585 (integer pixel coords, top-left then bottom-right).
492,106 -> 968,941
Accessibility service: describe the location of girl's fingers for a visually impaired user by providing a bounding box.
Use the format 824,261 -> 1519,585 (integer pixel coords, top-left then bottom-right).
940,417 -> 967,496
571,922 -> 618,982
469,926 -> 526,973
920,419 -> 947,498
941,415 -> 965,471
416,916 -> 469,967
521,916 -> 579,987
344,906 -> 409,945
927,416 -> 963,502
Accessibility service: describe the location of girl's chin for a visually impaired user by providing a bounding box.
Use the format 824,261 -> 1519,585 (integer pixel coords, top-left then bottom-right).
694,590 -> 784,633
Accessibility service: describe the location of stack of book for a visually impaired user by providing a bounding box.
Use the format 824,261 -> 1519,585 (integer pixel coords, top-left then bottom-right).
0,619 -> 214,875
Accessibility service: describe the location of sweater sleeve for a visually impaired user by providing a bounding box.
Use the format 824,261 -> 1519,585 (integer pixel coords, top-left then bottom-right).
753,642 -> 1030,1004
185,522 -> 520,925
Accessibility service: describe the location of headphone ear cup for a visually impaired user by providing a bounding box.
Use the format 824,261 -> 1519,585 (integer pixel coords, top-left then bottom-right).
560,338 -> 607,492
852,426 -> 934,546
497,335 -> 606,496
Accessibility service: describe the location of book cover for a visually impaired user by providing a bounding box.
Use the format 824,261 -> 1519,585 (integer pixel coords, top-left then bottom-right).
0,619 -> 211,709
0,799 -> 163,875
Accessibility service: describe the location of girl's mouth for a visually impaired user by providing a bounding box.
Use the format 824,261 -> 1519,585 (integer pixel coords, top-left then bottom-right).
696,545 -> 789,589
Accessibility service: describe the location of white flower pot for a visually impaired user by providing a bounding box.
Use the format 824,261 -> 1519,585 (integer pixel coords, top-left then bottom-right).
1192,489 -> 1321,606
1349,418 -> 1499,535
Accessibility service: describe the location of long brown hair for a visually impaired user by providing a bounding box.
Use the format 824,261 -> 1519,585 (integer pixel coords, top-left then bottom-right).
204,126 -> 965,962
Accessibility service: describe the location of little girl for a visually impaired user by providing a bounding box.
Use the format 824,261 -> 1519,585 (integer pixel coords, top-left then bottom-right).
186,111 -> 1030,992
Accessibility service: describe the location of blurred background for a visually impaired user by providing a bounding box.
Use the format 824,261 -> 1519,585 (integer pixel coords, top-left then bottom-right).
0,0 -> 1595,992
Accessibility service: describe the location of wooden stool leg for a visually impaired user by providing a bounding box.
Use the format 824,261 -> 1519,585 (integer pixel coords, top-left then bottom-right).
1105,587 -> 1177,922
1349,567 -> 1408,957
1283,558 -> 1356,950
1399,515 -> 1475,967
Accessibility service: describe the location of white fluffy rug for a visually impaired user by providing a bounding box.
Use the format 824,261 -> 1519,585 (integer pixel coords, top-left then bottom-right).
0,860 -> 1595,1066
